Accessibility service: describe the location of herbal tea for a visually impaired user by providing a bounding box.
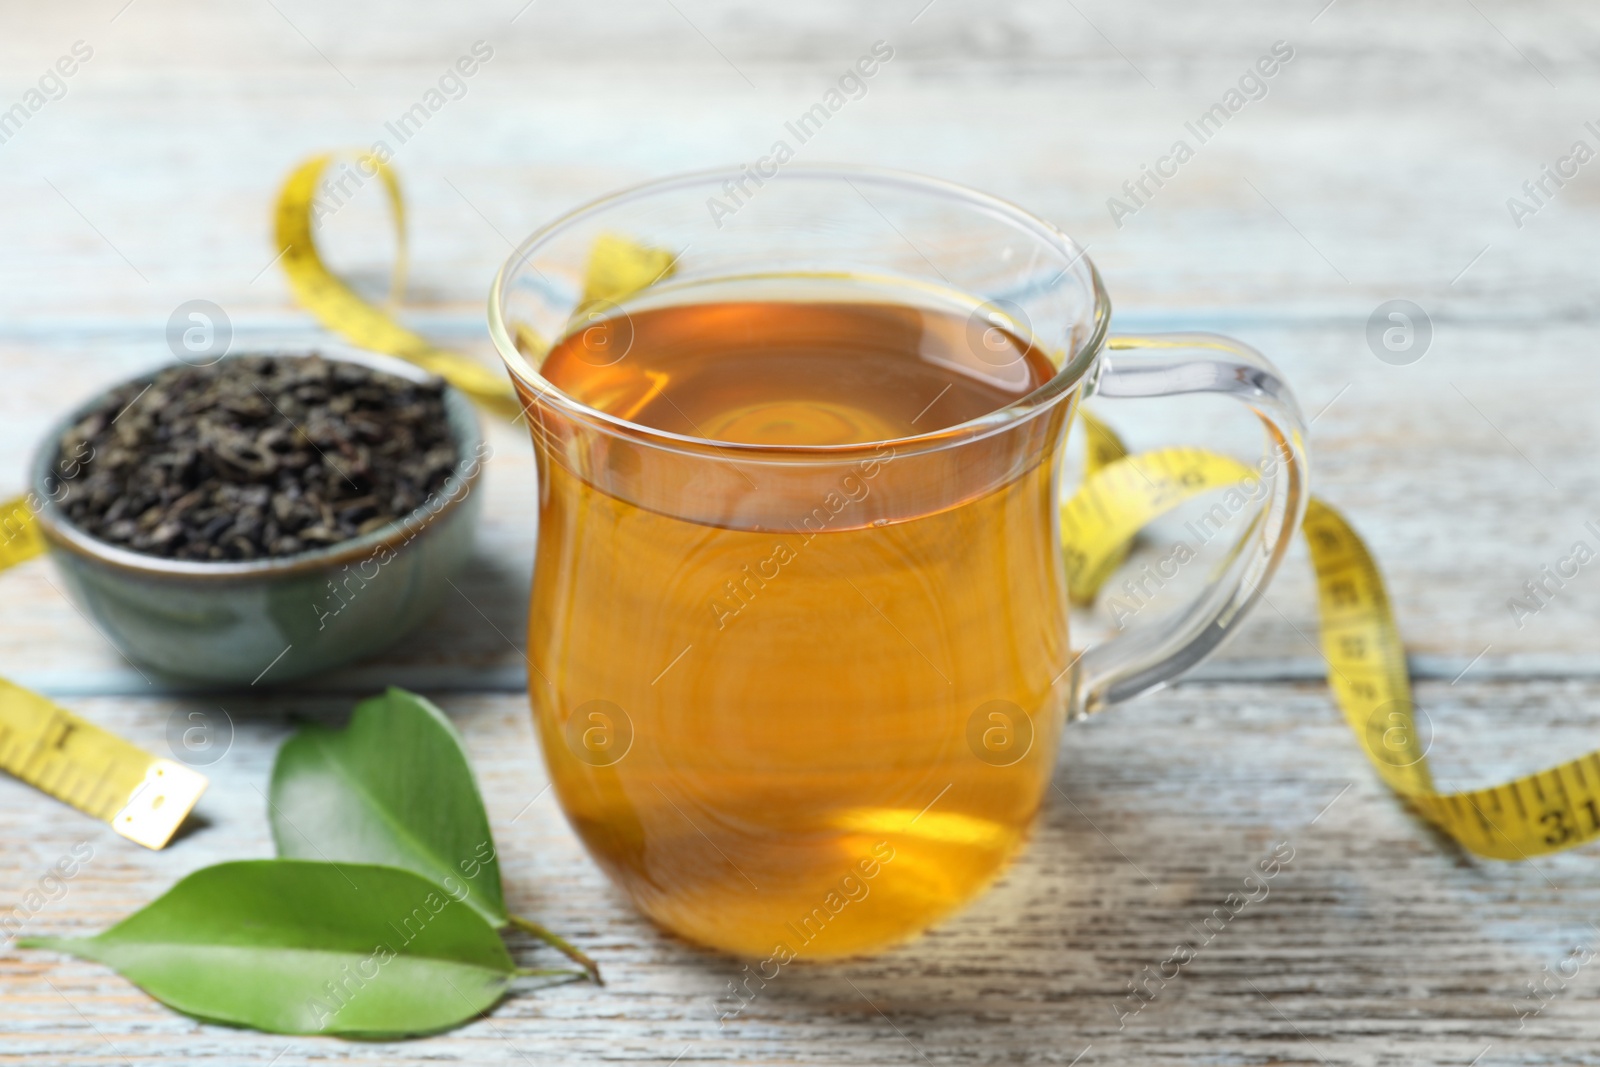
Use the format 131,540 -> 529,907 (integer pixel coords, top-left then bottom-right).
523,282 -> 1075,957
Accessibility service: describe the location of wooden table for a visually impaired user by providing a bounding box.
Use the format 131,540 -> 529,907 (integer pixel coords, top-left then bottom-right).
2,1 -> 1597,1062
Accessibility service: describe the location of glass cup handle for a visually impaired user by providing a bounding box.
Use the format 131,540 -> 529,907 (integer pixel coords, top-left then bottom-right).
1068,332 -> 1311,719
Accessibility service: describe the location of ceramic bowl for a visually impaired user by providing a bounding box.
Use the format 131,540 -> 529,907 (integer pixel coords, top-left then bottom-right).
29,346 -> 484,685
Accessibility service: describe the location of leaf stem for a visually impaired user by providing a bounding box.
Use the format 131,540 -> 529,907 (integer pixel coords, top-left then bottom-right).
514,967 -> 587,978
506,914 -> 602,984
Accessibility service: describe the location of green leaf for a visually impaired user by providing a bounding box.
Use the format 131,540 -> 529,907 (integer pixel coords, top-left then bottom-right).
19,860 -> 517,1038
270,687 -> 601,983
270,687 -> 506,926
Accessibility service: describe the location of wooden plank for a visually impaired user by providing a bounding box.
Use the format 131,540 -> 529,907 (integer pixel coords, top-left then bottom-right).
3,682 -> 1600,1064
0,1 -> 1593,323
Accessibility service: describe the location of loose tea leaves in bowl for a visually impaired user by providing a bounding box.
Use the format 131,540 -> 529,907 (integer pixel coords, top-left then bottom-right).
55,354 -> 461,561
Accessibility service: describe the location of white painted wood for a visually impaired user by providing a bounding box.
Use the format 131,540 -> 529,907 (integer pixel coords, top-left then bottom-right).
5,684 -> 1600,1065
2,0 -> 1600,1062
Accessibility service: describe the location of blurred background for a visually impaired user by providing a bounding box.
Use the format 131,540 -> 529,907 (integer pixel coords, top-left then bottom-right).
2,0 -> 1594,693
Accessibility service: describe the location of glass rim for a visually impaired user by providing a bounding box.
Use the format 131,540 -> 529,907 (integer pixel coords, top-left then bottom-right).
487,163 -> 1111,460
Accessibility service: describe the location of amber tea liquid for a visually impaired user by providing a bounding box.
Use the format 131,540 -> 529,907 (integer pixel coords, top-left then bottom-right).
523,278 -> 1074,958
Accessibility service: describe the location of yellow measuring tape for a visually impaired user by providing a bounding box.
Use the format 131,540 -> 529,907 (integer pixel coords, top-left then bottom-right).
0,676 -> 204,849
1,495 -> 46,572
1062,435 -> 1600,860
0,501 -> 208,849
273,152 -> 523,420
272,153 -> 680,416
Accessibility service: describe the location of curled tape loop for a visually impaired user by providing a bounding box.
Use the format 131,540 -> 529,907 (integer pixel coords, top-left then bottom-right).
274,151 -> 522,419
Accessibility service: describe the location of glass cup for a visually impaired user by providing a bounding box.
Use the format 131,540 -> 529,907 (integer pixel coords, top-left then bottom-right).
489,166 -> 1308,959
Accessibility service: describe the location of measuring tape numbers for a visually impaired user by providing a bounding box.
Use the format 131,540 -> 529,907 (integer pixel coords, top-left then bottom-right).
1064,432 -> 1600,861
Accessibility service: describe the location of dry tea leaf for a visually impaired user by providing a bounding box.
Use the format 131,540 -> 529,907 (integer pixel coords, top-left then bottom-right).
56,355 -> 459,561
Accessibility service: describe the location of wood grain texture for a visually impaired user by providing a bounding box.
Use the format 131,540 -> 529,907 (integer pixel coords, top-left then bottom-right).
6,684 -> 1600,1065
2,0 -> 1600,1062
